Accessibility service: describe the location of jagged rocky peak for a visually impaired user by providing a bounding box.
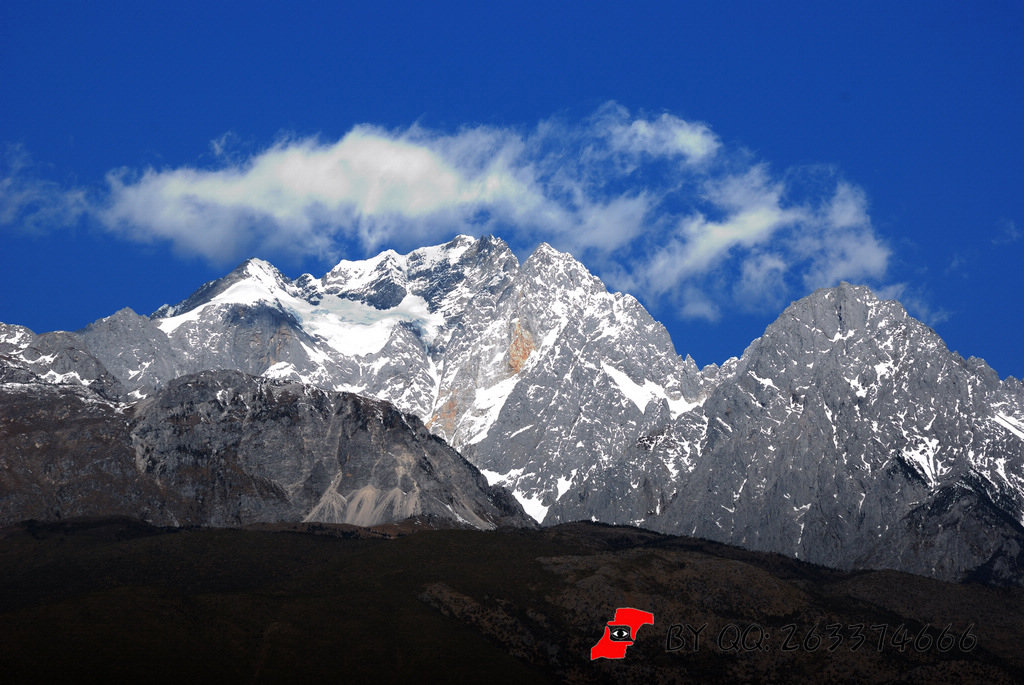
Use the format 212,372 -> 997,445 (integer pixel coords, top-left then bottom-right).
239,257 -> 289,288
324,234 -> 480,281
769,281 -> 904,340
151,257 -> 285,319
521,241 -> 603,293
755,282 -> 1007,402
81,307 -> 158,341
1,328 -> 125,400
323,248 -> 407,307
728,283 -> 916,394
296,234 -> 515,312
147,235 -> 583,338
0,322 -> 34,355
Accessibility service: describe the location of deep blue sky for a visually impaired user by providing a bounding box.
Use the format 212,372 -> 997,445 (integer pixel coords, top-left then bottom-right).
2,1 -> 1022,377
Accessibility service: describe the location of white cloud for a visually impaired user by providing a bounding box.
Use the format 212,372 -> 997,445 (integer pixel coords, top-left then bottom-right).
793,182 -> 889,289
101,128 -> 520,259
671,167 -> 806,276
630,164 -> 887,317
800,228 -> 889,289
1,102 -> 897,319
209,132 -> 233,158
679,285 -> 720,321
734,253 -> 789,311
599,104 -> 720,163
569,193 -> 653,252
827,182 -> 870,228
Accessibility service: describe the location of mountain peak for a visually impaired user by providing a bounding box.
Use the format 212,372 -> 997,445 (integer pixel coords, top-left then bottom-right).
325,235 -> 496,283
239,257 -> 287,288
770,281 -> 908,342
521,242 -> 603,300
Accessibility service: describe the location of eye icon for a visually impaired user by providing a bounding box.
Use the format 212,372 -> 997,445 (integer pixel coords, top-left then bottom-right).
608,626 -> 632,641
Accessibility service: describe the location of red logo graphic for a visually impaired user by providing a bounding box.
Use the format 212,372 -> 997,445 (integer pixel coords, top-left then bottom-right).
590,607 -> 655,660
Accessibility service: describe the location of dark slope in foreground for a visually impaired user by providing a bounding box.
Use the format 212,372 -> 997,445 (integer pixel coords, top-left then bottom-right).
1,519 -> 1021,684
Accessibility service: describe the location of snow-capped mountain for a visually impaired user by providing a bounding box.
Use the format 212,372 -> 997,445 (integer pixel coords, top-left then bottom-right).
70,235 -> 706,522
2,236 -> 1022,583
547,284 -> 1024,583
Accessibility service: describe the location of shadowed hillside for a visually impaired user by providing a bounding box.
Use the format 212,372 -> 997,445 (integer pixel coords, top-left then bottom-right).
1,518 -> 1021,683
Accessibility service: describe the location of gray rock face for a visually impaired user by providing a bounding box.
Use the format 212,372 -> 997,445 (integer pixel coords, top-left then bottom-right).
76,308 -> 181,399
0,362 -> 176,524
1,322 -> 124,400
0,323 -> 34,356
547,284 -> 1024,584
0,363 -> 532,529
3,239 -> 1023,584
130,370 -> 530,528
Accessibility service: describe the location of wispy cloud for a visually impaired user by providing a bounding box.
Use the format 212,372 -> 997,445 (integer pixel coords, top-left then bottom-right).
639,166 -> 806,294
993,218 -> 1020,245
0,145 -> 88,232
0,102 -> 894,317
599,104 -> 720,163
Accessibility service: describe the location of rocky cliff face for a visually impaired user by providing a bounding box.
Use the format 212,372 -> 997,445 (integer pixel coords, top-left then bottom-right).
3,238 -> 1023,584
547,284 -> 1024,584
0,362 -> 531,529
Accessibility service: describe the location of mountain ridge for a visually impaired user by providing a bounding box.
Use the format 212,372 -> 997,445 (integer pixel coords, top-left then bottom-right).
2,235 -> 1022,584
